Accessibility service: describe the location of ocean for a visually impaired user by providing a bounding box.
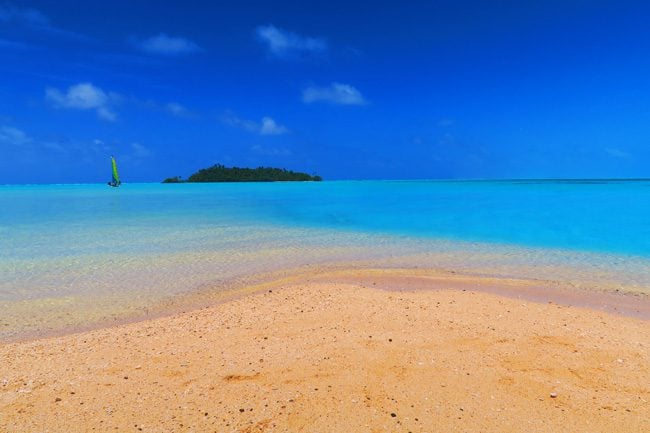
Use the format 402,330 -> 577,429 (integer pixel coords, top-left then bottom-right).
2,180 -> 649,339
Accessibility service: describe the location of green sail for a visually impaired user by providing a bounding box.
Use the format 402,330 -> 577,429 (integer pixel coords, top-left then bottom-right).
111,157 -> 121,185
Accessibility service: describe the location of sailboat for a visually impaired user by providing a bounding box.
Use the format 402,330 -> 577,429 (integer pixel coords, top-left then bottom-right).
108,155 -> 121,187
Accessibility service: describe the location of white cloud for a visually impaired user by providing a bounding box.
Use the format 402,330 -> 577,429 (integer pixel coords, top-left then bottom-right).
222,112 -> 289,135
0,125 -> 31,146
256,25 -> 326,58
46,82 -> 118,121
260,117 -> 288,135
133,34 -> 202,56
302,82 -> 366,105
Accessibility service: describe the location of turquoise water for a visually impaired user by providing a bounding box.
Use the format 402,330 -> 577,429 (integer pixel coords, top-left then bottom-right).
2,180 -> 650,338
247,179 -> 650,256
4,180 -> 650,257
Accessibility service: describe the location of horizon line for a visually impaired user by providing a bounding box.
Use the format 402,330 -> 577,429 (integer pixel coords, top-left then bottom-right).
1,177 -> 650,186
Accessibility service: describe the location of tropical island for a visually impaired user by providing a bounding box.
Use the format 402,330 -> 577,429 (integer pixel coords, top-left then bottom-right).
162,164 -> 322,183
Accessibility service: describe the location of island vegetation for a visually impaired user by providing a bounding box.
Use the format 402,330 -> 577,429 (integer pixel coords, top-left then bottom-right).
163,164 -> 322,183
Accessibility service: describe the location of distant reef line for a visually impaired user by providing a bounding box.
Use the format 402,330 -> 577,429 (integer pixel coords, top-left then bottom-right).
163,164 -> 322,183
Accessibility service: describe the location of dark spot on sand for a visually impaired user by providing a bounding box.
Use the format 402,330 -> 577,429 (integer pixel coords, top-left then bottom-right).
390,413 -> 397,417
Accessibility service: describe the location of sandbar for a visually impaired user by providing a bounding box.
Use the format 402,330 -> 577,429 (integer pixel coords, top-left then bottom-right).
1,270 -> 649,432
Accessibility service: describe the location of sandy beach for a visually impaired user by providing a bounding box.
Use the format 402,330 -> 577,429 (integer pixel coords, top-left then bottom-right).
1,269 -> 649,432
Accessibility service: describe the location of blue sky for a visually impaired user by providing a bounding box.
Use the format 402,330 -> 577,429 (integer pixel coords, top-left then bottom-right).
1,0 -> 649,183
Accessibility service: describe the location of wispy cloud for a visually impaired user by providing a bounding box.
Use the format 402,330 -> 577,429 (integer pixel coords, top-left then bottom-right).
73,139 -> 150,159
164,102 -> 191,117
302,82 -> 366,105
0,126 -> 154,164
255,25 -> 326,58
132,33 -> 202,56
1,124 -> 82,154
222,112 -> 289,135
251,144 -> 291,156
0,126 -> 88,155
0,4 -> 48,27
131,142 -> 152,158
604,147 -> 632,160
0,125 -> 31,146
42,140 -> 66,153
222,112 -> 259,133
45,82 -> 119,121
0,3 -> 89,40
126,97 -> 195,118
0,37 -> 30,49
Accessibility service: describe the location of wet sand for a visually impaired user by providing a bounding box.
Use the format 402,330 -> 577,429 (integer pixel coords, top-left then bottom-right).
1,270 -> 649,432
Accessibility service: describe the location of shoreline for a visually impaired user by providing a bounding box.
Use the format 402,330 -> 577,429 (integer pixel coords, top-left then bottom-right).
1,271 -> 648,432
2,266 -> 649,344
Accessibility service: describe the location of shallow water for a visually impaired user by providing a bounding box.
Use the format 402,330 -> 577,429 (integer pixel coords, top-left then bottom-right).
2,180 -> 649,339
